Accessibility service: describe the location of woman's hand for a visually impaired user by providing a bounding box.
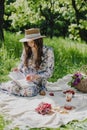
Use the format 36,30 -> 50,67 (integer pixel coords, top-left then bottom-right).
26,74 -> 40,82
26,75 -> 33,81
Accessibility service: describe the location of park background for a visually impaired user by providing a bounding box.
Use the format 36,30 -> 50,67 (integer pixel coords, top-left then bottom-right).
0,0 -> 87,130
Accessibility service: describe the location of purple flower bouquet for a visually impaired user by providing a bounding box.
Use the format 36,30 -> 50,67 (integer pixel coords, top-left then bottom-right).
68,72 -> 87,93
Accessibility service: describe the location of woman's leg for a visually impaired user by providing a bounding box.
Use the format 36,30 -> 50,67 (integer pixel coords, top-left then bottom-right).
0,81 -> 38,97
0,81 -> 21,96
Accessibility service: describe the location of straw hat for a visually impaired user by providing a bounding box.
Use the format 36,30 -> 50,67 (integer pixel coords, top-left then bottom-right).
19,28 -> 45,42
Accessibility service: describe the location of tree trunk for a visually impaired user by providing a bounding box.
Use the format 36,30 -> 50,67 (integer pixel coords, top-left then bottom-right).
71,0 -> 80,25
0,0 -> 4,46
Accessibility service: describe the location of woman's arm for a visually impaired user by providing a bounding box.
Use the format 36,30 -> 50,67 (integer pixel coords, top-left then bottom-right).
37,47 -> 54,79
26,47 -> 54,81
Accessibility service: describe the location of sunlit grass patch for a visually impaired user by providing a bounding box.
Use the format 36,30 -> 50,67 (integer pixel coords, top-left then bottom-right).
0,115 -> 10,130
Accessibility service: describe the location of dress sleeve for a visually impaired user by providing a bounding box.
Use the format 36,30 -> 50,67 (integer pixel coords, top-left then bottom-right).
38,47 -> 54,79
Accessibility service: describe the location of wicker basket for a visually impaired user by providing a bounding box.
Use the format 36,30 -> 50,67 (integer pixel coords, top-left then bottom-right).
75,78 -> 87,93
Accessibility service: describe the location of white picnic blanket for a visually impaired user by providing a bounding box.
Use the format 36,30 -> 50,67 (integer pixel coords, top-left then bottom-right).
0,74 -> 87,130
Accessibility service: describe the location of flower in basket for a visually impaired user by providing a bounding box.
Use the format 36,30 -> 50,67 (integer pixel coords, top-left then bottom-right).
68,72 -> 86,87
35,102 -> 52,115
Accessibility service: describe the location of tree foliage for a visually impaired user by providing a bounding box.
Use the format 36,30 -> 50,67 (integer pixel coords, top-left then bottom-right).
4,0 -> 87,41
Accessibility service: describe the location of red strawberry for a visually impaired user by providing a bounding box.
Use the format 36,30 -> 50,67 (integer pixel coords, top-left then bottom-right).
49,92 -> 54,96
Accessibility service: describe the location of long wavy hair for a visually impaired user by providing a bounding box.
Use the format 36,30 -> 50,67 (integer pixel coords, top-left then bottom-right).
23,38 -> 43,69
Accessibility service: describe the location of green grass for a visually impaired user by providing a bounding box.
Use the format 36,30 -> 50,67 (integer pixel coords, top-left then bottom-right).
0,115 -> 11,130
44,37 -> 87,82
0,115 -> 5,130
0,32 -> 87,129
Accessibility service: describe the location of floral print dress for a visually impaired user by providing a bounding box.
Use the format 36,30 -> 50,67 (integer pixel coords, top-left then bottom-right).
0,46 -> 54,97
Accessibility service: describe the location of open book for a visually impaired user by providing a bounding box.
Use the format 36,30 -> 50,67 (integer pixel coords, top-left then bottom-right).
9,71 -> 34,88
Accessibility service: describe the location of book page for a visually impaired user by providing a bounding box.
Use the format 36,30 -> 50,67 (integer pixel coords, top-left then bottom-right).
9,71 -> 34,88
9,71 -> 25,80
16,79 -> 34,88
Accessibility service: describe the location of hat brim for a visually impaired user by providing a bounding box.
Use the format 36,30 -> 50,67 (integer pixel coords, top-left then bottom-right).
19,36 -> 46,42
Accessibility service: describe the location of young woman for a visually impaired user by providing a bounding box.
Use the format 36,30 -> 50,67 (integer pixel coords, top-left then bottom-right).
0,28 -> 54,97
